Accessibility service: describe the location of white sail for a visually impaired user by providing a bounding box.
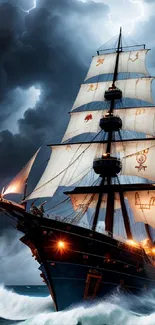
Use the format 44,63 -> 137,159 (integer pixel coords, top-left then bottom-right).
126,190 -> 155,228
68,192 -> 121,211
62,107 -> 155,142
4,148 -> 40,196
26,140 -> 155,201
72,78 -> 154,111
26,143 -> 106,200
85,50 -> 149,81
120,107 -> 155,136
62,111 -> 102,142
121,140 -> 155,181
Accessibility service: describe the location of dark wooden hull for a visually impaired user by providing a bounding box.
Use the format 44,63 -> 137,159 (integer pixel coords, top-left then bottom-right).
0,200 -> 155,311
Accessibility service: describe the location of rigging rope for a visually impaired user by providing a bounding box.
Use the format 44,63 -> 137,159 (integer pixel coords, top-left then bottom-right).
24,130 -> 103,200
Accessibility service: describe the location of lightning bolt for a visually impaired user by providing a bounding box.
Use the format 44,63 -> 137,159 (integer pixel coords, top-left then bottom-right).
21,0 -> 36,13
108,0 -> 145,35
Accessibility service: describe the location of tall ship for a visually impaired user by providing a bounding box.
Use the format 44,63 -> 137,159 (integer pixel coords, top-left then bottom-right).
1,28 -> 155,311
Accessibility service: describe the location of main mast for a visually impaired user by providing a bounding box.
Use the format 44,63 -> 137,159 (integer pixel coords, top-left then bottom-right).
105,27 -> 122,236
92,28 -> 132,239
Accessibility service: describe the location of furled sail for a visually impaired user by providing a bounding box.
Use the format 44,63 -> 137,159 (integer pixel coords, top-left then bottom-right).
26,143 -> 106,200
26,139 -> 155,201
85,50 -> 149,81
72,78 -> 154,111
4,148 -> 40,196
126,190 -> 155,228
68,192 -> 121,211
62,107 -> 155,142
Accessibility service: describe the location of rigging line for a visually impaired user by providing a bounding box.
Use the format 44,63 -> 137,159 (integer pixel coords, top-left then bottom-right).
24,130 -> 103,199
44,198 -> 70,213
122,143 -> 155,160
97,35 -> 119,51
63,178 -> 100,222
43,168 -> 93,214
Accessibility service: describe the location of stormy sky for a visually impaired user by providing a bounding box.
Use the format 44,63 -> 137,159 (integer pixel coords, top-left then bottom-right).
0,0 -> 155,284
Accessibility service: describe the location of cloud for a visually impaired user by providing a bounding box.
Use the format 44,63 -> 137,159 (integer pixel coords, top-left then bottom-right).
1,86 -> 41,133
0,0 -> 109,187
0,229 -> 41,284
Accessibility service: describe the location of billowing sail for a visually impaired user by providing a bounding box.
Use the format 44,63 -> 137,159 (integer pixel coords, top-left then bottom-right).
72,78 -> 154,111
62,107 -> 155,142
62,110 -> 103,142
68,192 -> 121,211
126,190 -> 155,228
85,50 -> 149,81
26,143 -> 106,200
121,141 -> 155,181
4,149 -> 40,196
26,139 -> 155,201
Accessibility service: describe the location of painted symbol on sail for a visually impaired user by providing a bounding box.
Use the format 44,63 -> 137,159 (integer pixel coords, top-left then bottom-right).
135,149 -> 149,172
129,52 -> 139,62
135,192 -> 155,210
66,145 -> 72,151
88,84 -> 98,92
96,58 -> 104,67
136,108 -> 145,115
84,114 -> 93,123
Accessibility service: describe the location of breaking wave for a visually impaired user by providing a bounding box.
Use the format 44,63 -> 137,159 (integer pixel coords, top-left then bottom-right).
0,285 -> 52,321
1,285 -> 155,325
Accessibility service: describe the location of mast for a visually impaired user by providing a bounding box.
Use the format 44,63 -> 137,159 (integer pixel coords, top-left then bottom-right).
106,27 -> 122,152
145,224 -> 152,242
22,178 -> 28,209
92,28 -> 133,239
105,28 -> 122,235
92,28 -> 123,233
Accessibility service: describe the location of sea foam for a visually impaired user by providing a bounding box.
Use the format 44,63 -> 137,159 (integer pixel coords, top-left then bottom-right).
1,285 -> 155,325
0,285 -> 52,321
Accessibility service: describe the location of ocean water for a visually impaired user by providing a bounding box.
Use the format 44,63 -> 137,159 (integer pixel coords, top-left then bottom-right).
1,285 -> 155,325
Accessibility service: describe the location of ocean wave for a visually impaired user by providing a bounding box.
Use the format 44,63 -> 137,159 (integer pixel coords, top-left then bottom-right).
16,303 -> 155,325
0,285 -> 53,321
1,285 -> 155,325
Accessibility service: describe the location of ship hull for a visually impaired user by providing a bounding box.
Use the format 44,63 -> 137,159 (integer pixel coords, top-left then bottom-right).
0,201 -> 155,311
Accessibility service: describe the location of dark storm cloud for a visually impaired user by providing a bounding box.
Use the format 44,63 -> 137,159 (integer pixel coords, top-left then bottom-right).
0,230 -> 42,284
0,0 -> 109,185
0,0 -> 109,239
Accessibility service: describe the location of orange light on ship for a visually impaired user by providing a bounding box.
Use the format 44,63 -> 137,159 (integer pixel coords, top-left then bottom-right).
127,240 -> 139,248
53,238 -> 69,254
57,241 -> 66,250
56,240 -> 69,254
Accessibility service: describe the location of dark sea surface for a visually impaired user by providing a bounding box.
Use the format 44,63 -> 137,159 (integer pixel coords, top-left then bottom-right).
0,285 -> 155,325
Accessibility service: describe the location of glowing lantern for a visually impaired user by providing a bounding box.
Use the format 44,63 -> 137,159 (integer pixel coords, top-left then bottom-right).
57,241 -> 66,250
